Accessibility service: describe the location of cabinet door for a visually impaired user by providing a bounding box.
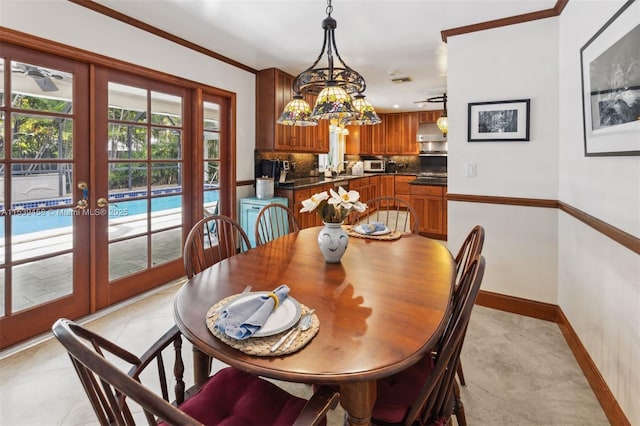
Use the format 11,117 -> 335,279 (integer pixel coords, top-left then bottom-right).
411,195 -> 443,234
370,117 -> 385,154
418,110 -> 443,123
380,175 -> 394,197
401,112 -> 419,154
384,114 -> 403,154
241,203 -> 263,248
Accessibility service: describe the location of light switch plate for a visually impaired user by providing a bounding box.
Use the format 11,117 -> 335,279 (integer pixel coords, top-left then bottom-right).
466,163 -> 477,177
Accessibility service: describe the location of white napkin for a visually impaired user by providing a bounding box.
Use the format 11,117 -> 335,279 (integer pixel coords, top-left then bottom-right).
214,285 -> 290,340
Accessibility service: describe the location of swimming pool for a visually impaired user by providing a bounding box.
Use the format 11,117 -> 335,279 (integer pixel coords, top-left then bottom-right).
1,190 -> 219,237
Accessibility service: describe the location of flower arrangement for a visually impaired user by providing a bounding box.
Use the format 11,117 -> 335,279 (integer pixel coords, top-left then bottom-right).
300,186 -> 367,223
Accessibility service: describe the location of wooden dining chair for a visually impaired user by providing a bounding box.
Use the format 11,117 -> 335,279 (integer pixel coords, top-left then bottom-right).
255,202 -> 300,246
52,319 -> 340,426
351,196 -> 420,234
371,256 -> 486,426
183,214 -> 251,278
452,225 -> 485,386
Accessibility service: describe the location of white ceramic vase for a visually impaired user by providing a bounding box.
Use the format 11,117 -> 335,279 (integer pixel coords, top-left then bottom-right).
317,222 -> 349,263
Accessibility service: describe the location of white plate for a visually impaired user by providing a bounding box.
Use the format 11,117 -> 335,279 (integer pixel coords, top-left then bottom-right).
224,292 -> 301,337
354,224 -> 391,236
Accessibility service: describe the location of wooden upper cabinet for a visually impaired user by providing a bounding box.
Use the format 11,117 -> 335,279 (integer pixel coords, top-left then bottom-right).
418,110 -> 443,123
345,117 -> 385,155
384,112 -> 419,155
256,68 -> 329,153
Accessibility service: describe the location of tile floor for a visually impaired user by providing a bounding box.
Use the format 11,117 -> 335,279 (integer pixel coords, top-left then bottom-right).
0,279 -> 609,426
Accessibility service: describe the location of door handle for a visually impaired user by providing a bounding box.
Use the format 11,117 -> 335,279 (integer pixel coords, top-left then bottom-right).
76,181 -> 88,209
97,198 -> 109,208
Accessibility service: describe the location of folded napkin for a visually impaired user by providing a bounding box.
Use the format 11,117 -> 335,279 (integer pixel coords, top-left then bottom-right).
358,222 -> 387,235
214,285 -> 289,340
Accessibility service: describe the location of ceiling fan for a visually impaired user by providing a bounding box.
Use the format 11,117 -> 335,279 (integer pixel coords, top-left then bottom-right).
12,63 -> 63,92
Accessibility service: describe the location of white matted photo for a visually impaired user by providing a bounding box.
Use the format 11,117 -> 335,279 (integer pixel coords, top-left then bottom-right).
580,0 -> 640,156
467,99 -> 530,142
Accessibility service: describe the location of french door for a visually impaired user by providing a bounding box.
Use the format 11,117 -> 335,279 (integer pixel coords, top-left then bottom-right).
0,43 -> 229,348
92,68 -> 194,309
0,46 -> 91,348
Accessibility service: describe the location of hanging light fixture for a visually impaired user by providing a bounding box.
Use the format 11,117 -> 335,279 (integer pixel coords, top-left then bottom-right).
427,93 -> 448,137
278,0 -> 379,125
343,94 -> 382,125
277,95 -> 318,126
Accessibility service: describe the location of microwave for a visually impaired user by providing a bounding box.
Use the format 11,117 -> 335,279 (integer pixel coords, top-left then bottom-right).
363,160 -> 385,172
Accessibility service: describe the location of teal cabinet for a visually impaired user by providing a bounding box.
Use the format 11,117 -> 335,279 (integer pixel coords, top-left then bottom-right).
240,197 -> 288,248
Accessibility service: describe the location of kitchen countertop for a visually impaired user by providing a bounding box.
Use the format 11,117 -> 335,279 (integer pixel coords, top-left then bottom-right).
275,172 -> 446,190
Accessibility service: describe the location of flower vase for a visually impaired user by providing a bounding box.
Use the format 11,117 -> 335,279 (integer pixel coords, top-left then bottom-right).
317,222 -> 349,263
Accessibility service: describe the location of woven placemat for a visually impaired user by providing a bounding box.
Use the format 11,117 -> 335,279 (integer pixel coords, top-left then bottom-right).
345,225 -> 403,241
206,294 -> 319,356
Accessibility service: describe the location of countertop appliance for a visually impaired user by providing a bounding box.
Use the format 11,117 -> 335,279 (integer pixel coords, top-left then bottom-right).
257,159 -> 281,183
363,160 -> 385,172
386,161 -> 397,173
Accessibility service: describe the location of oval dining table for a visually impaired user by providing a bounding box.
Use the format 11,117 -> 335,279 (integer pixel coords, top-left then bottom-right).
174,226 -> 455,426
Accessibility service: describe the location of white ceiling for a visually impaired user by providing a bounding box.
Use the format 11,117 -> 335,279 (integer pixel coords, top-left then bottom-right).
94,0 -> 557,113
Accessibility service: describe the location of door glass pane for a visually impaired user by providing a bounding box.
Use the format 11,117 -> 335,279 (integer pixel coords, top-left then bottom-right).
108,83 -> 147,122
108,124 -> 148,159
151,128 -> 181,159
10,61 -> 73,113
0,111 -> 4,159
151,91 -> 182,126
0,269 -> 4,317
151,162 -> 181,191
109,236 -> 148,280
203,101 -> 220,213
151,194 -> 181,231
108,162 -> 148,196
9,162 -> 73,209
11,114 -> 73,159
151,228 -> 181,266
109,199 -> 148,239
11,254 -> 73,312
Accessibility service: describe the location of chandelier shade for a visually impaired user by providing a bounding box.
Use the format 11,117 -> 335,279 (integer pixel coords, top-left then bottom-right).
427,93 -> 448,137
277,95 -> 318,126
311,83 -> 356,120
278,0 -> 378,126
343,94 -> 382,125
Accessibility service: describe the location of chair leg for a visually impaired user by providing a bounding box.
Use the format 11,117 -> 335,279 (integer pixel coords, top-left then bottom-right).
453,381 -> 467,426
456,361 -> 466,386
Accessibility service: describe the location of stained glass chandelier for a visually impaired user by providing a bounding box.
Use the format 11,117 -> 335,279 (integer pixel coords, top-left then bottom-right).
277,0 -> 380,126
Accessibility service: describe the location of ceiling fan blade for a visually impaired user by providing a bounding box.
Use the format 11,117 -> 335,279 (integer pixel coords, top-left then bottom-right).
32,75 -> 59,92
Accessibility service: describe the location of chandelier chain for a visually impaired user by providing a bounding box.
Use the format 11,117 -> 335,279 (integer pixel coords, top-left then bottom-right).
326,0 -> 333,17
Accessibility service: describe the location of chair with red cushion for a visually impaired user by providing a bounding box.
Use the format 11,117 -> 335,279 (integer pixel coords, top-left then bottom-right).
371,256 -> 486,426
52,319 -> 339,426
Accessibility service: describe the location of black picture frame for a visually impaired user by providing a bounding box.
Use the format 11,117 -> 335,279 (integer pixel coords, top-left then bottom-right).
467,99 -> 530,142
580,0 -> 640,156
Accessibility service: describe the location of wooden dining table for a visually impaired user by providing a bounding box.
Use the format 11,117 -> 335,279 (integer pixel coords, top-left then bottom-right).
174,227 -> 455,426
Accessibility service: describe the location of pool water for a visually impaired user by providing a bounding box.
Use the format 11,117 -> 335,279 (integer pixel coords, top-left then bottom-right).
2,191 -> 219,237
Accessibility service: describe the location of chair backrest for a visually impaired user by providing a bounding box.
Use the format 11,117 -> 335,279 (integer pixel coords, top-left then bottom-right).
351,196 -> 420,234
183,214 -> 251,278
453,225 -> 485,289
406,256 -> 486,426
52,319 -> 200,426
255,203 -> 300,246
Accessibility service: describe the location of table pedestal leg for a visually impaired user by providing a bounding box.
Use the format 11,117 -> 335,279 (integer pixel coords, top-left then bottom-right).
192,346 -> 210,385
339,381 -> 376,426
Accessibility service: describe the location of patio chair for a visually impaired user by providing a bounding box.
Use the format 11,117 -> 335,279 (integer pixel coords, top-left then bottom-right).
350,196 -> 419,234
371,256 -> 485,426
52,319 -> 340,426
183,214 -> 251,278
255,203 -> 300,246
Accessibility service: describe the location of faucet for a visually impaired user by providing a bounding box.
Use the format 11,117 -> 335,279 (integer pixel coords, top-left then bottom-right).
336,161 -> 349,175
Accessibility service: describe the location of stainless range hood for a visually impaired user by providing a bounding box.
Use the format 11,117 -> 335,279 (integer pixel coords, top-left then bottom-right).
417,123 -> 447,156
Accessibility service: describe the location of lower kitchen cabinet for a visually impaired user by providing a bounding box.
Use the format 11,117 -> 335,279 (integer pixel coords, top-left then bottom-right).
410,185 -> 446,237
239,196 -> 288,248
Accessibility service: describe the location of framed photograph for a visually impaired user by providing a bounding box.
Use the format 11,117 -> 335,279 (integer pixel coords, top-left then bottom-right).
580,0 -> 640,156
467,99 -> 530,142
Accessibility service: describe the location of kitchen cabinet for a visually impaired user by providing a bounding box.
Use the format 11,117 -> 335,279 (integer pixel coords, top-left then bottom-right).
345,117 -> 386,155
418,110 -> 443,123
379,175 -> 395,197
410,185 -> 445,236
239,196 -> 288,248
394,175 -> 413,205
384,112 -> 419,154
256,68 -> 329,153
275,184 -> 334,229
